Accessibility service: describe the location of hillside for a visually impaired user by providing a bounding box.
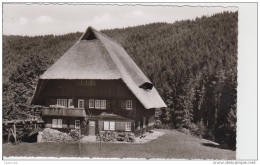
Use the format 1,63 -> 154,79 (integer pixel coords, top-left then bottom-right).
2,11 -> 238,148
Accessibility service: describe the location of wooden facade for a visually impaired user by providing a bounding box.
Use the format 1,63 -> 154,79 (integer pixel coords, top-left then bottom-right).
38,79 -> 155,136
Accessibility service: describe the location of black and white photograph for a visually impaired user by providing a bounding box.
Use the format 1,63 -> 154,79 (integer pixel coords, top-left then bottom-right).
1,2 -> 258,163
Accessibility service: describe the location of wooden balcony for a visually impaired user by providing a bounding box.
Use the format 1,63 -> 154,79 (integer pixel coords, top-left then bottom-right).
42,107 -> 87,117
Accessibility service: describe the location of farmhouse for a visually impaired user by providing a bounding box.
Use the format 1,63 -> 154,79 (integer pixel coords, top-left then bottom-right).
32,27 -> 166,136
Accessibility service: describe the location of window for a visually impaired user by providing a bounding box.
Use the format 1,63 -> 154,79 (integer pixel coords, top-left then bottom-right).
90,121 -> 95,127
89,99 -> 95,109
104,121 -> 115,131
78,99 -> 84,108
100,100 -> 106,109
86,80 -> 96,86
125,122 -> 131,131
126,100 -> 132,110
104,121 -> 109,130
68,99 -> 73,108
91,99 -> 107,109
57,99 -> 67,107
75,120 -> 80,129
109,121 -> 115,131
77,80 -> 96,86
57,119 -> 62,128
52,119 -> 57,128
95,100 -> 101,109
52,119 -> 62,128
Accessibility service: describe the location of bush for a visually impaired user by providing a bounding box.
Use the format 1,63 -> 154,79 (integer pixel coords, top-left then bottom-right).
155,120 -> 173,129
96,131 -> 135,143
177,127 -> 191,135
190,123 -> 206,138
154,120 -> 162,128
41,128 -> 74,142
69,129 -> 82,140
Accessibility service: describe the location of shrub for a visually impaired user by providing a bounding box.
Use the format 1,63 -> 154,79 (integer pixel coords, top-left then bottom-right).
190,123 -> 206,138
41,128 -> 74,142
155,120 -> 173,129
96,131 -> 135,143
69,129 -> 82,139
154,120 -> 162,128
177,127 -> 191,135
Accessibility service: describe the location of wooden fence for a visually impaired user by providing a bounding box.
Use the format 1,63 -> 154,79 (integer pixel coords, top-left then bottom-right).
3,119 -> 44,143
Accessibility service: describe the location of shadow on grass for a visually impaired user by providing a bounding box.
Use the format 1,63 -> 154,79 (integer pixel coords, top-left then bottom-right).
201,142 -> 235,151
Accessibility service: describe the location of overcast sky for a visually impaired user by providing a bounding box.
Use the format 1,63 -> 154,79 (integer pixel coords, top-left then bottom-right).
3,3 -> 238,36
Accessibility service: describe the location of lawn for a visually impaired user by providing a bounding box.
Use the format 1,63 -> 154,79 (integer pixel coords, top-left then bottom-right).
2,129 -> 235,160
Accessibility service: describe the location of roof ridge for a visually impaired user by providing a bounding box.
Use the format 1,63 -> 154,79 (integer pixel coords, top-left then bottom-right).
90,27 -> 123,48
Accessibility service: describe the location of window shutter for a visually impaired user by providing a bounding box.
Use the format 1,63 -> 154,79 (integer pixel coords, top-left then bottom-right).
121,100 -> 126,110
106,100 -> 110,109
85,99 -> 89,108
47,98 -> 56,105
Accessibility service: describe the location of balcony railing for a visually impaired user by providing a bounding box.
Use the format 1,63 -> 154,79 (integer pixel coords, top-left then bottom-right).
42,107 -> 87,117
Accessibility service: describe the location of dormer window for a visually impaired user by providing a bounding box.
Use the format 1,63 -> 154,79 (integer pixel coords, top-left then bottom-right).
139,82 -> 153,90
81,28 -> 97,40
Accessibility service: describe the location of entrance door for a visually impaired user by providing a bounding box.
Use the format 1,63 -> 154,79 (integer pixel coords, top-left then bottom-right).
89,121 -> 96,136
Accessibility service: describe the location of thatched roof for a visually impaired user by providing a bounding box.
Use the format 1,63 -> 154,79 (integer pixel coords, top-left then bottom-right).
36,27 -> 166,109
40,32 -> 120,80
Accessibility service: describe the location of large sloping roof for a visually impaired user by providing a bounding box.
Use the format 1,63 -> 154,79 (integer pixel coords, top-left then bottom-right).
40,34 -> 120,79
37,27 -> 167,109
